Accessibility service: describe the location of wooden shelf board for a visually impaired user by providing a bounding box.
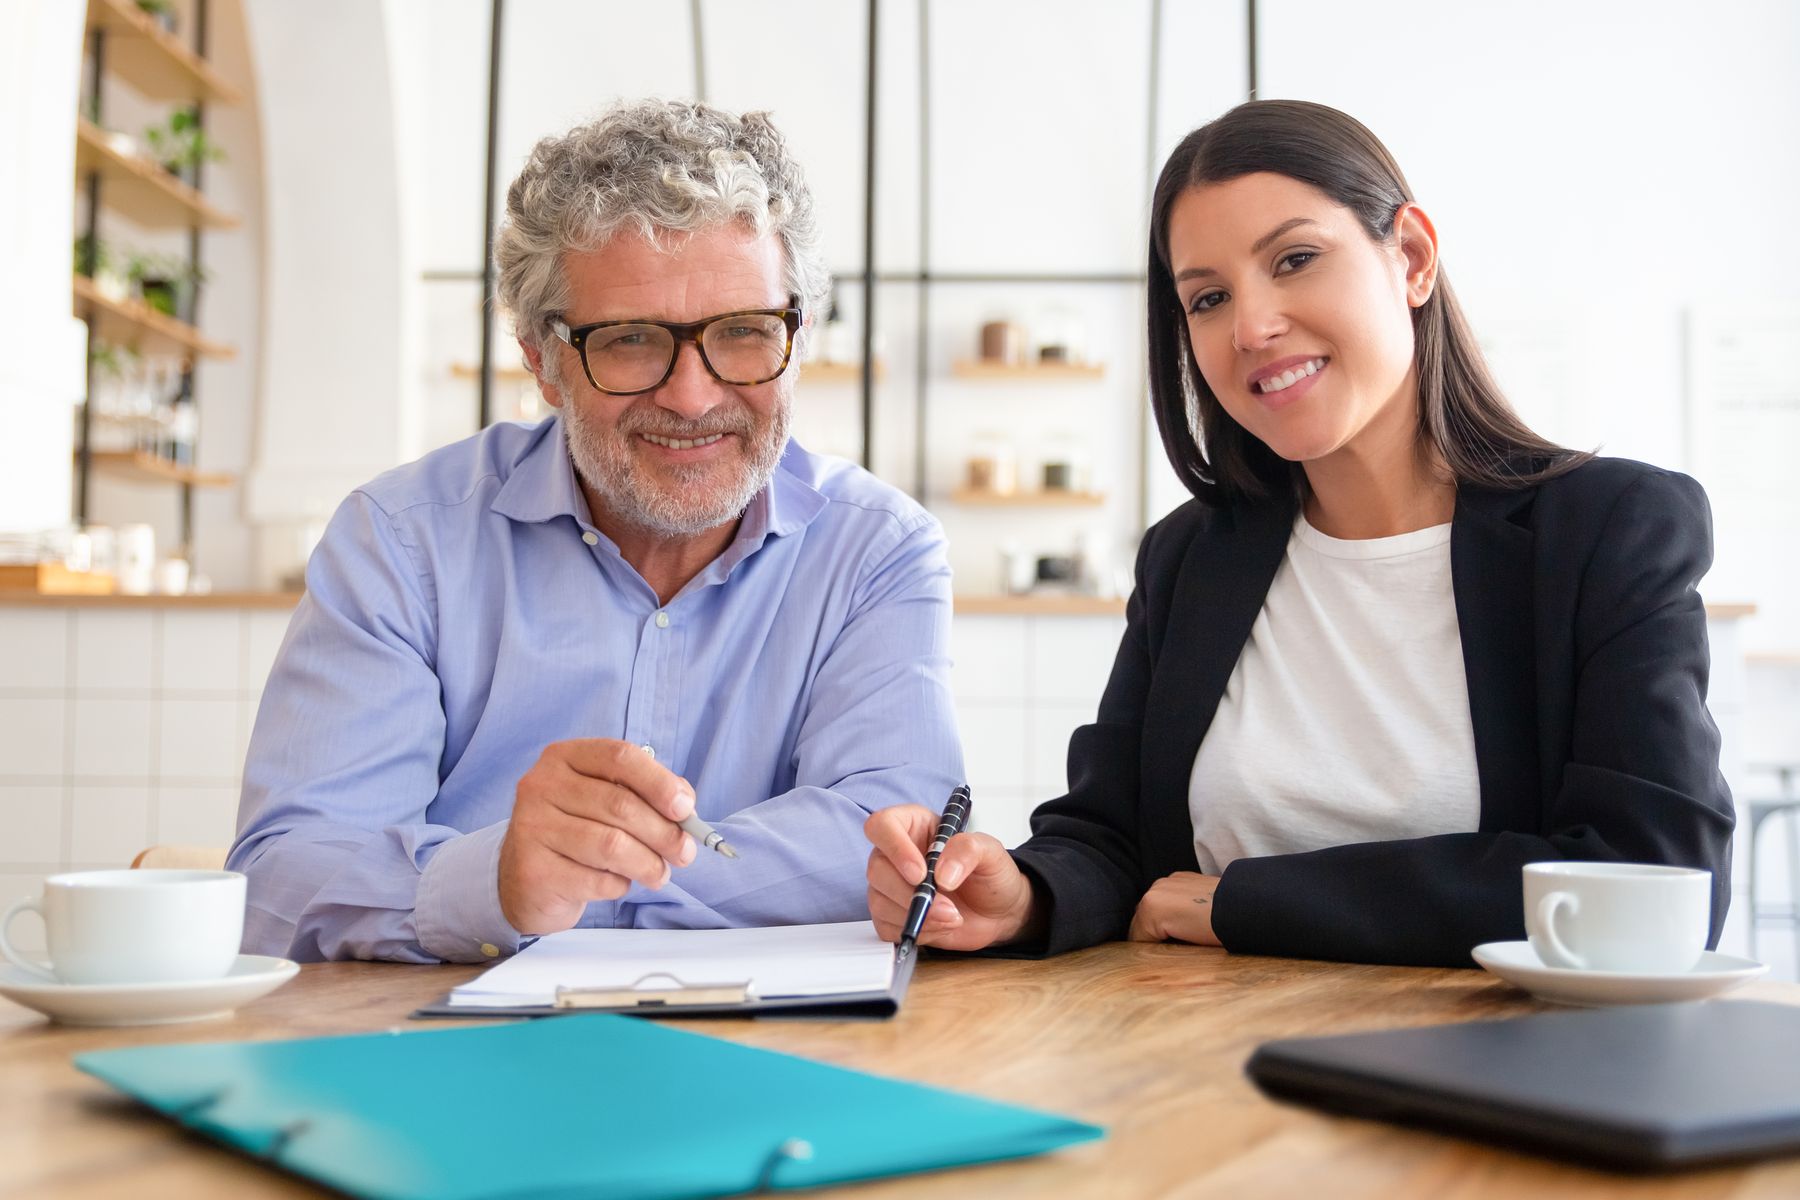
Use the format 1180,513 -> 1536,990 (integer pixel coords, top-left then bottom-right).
804,361 -> 887,382
85,0 -> 243,104
948,488 -> 1107,507
0,563 -> 115,596
954,594 -> 1126,616
73,274 -> 234,360
86,450 -> 235,488
951,360 -> 1106,380
75,118 -> 239,230
450,363 -> 535,382
0,590 -> 303,609
952,598 -> 1755,621
448,361 -> 893,386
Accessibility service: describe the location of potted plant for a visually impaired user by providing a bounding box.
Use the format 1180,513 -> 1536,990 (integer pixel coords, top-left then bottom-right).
87,339 -> 138,382
143,107 -> 225,181
73,233 -> 131,302
126,251 -> 208,317
134,0 -> 177,33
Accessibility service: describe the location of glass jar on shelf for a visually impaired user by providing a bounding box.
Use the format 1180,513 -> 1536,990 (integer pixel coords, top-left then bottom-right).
964,431 -> 1017,496
1034,304 -> 1086,365
1038,430 -> 1090,493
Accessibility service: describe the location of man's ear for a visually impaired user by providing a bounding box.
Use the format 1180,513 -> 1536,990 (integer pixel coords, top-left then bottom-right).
520,336 -> 565,410
1392,202 -> 1439,308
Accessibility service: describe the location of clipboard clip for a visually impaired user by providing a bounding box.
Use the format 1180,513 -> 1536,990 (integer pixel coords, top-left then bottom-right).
553,971 -> 751,1010
165,1088 -> 312,1163
754,1137 -> 814,1193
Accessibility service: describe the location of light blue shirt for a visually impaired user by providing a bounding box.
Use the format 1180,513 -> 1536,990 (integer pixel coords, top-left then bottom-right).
230,416 -> 963,963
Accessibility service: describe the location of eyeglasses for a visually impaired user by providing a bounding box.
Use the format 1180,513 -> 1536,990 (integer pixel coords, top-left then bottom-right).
549,297 -> 803,395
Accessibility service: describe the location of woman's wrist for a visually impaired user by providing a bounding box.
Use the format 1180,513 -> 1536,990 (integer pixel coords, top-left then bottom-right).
995,878 -> 1047,948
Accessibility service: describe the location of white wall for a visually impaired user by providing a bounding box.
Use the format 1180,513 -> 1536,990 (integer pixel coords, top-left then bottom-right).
239,0 -> 417,586
1257,0 -> 1800,651
0,2 -> 87,537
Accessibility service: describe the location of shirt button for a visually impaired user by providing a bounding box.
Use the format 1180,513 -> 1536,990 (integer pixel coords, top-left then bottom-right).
480,943 -> 500,958
640,744 -> 656,759
655,611 -> 670,628
581,531 -> 598,546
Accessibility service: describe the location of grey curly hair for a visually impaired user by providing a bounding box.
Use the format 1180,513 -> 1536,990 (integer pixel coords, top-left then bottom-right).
495,98 -> 831,377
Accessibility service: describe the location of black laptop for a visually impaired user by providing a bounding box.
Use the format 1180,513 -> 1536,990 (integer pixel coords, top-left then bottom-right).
1246,1001 -> 1800,1171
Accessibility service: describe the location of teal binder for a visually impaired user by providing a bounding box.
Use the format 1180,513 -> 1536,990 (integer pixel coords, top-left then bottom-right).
76,1014 -> 1104,1199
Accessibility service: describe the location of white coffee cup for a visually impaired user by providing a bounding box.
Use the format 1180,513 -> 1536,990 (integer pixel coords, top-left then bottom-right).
0,869 -> 245,986
1522,861 -> 1710,974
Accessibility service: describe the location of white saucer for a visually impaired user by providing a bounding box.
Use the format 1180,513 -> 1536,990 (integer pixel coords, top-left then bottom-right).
1471,940 -> 1767,1007
0,954 -> 298,1026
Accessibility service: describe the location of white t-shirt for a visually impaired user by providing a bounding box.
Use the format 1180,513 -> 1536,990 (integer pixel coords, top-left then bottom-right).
1187,512 -> 1481,875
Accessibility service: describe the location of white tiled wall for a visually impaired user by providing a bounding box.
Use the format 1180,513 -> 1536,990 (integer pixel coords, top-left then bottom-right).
0,606 -> 293,954
950,614 -> 1126,848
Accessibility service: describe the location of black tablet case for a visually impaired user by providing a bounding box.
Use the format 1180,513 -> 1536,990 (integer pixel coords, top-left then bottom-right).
1246,1000 -> 1800,1171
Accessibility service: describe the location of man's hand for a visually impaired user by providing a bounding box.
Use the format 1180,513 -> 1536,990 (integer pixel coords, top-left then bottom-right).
863,805 -> 1038,951
1128,872 -> 1223,946
498,739 -> 698,936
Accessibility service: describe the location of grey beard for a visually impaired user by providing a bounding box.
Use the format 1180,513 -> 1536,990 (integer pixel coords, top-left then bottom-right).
560,391 -> 790,538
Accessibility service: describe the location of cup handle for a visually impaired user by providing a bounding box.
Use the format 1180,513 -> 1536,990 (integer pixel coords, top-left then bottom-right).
1533,890 -> 1587,970
0,897 -> 57,982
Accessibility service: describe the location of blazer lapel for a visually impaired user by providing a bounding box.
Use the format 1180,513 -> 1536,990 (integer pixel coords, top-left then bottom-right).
1451,484 -> 1540,834
1141,498 -> 1293,875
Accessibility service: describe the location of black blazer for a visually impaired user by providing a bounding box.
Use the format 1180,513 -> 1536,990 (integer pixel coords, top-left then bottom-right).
1009,457 -> 1735,967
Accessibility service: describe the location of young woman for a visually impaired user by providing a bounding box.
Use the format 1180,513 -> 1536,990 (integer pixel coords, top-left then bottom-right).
864,100 -> 1734,967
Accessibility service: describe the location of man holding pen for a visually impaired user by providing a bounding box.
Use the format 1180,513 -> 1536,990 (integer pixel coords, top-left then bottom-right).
232,100 -> 963,963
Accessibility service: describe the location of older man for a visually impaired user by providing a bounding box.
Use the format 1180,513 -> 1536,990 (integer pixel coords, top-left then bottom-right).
230,100 -> 963,962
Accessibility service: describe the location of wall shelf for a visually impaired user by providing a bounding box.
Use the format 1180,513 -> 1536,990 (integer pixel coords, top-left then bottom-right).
75,118 -> 239,230
451,361 -> 891,386
85,450 -> 235,488
949,488 -> 1107,507
0,590 -> 303,609
451,363 -> 533,381
84,0 -> 243,105
805,361 -> 886,382
73,273 -> 234,359
951,360 -> 1105,380
953,594 -> 1126,616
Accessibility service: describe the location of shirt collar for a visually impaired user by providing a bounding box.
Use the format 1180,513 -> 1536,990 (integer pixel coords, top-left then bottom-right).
489,415 -> 591,526
488,415 -> 830,549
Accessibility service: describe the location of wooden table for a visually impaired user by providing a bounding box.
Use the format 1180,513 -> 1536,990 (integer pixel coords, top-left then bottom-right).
4,944 -> 1799,1198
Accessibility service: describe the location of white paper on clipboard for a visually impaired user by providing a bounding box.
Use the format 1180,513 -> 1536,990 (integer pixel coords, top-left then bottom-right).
444,920 -> 897,1009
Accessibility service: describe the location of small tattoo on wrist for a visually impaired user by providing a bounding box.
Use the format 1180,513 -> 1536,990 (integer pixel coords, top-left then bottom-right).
1193,897 -> 1209,906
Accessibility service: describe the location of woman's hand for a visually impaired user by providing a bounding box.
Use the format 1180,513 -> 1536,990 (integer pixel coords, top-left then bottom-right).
863,806 -> 1039,951
1128,872 -> 1224,946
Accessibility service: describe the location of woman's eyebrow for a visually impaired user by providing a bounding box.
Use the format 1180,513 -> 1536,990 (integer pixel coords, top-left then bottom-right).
1251,216 -> 1318,254
1175,217 -> 1321,282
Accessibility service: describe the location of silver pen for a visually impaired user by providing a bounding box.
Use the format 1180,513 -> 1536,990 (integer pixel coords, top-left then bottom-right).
680,812 -> 739,860
640,743 -> 738,859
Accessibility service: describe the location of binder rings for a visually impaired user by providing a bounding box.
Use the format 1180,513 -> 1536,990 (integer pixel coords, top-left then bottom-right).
415,920 -> 918,1020
76,1013 -> 1105,1200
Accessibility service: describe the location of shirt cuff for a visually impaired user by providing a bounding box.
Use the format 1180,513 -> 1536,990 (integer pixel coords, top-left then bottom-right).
415,821 -> 524,963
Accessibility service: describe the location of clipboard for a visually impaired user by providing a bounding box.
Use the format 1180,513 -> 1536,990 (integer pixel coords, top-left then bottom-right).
411,926 -> 920,1021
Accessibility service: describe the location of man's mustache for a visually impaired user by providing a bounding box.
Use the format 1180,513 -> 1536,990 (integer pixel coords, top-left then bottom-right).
616,406 -> 757,441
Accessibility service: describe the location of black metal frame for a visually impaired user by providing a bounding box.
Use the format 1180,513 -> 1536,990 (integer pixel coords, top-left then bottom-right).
75,0 -> 215,559
477,0 -> 505,429
471,0 -> 1255,522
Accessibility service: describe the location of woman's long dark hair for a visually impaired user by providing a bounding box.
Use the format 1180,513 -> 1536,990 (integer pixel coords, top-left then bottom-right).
1148,100 -> 1589,507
